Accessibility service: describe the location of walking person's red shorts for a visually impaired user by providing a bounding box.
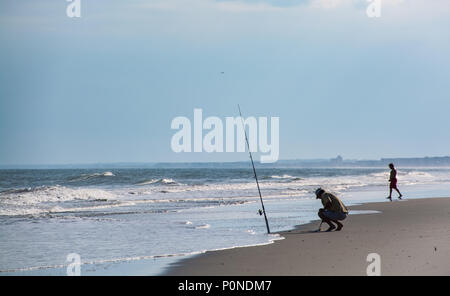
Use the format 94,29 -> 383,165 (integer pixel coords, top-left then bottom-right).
390,178 -> 398,189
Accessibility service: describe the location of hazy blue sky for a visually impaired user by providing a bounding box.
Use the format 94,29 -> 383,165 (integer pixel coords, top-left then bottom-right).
1,0 -> 449,165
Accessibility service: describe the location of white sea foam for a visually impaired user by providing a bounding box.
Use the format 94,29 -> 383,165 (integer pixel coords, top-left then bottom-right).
136,178 -> 180,186
2,169 -> 446,217
0,186 -> 117,216
195,224 -> 210,229
271,174 -> 294,179
0,185 -> 115,204
68,171 -> 115,182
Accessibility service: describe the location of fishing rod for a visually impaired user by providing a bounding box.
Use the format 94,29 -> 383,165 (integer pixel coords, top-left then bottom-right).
238,104 -> 271,234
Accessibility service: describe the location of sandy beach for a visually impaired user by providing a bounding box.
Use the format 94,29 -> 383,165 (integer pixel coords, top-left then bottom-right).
165,197 -> 450,276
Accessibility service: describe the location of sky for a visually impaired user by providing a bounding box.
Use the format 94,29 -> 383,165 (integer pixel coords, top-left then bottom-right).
0,0 -> 450,165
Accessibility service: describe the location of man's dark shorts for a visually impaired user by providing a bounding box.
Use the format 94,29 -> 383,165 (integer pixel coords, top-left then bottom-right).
323,210 -> 348,221
390,178 -> 398,189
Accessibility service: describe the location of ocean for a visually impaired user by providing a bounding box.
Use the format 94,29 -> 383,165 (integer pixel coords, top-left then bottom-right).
1,166 -> 450,275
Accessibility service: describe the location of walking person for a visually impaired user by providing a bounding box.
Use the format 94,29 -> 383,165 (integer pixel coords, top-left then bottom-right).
387,163 -> 403,201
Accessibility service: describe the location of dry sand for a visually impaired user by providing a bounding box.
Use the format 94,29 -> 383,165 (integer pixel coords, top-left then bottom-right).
165,197 -> 450,276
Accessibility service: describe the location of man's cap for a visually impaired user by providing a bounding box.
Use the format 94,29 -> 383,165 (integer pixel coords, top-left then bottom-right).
315,188 -> 325,197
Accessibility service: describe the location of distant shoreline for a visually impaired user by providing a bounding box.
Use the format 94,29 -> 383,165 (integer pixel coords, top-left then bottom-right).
1,155 -> 450,169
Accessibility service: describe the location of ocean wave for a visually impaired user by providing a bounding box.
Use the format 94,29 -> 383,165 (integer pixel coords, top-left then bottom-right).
133,169 -> 447,199
403,171 -> 434,178
0,185 -> 117,216
136,178 -> 180,186
0,193 -> 255,217
68,171 -> 115,182
0,187 -> 35,194
195,224 -> 210,229
0,185 -> 115,204
271,174 -> 294,179
261,175 -> 302,182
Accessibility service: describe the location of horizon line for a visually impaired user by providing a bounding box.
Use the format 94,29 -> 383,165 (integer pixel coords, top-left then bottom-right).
1,155 -> 450,168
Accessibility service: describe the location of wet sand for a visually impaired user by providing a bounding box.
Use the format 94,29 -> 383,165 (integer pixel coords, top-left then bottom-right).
165,197 -> 450,275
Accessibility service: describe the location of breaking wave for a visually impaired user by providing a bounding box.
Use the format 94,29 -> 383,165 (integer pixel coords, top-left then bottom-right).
136,178 -> 180,186
68,171 -> 115,182
0,185 -> 116,216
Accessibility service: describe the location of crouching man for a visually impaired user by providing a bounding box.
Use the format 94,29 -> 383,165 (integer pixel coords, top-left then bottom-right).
315,188 -> 348,232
